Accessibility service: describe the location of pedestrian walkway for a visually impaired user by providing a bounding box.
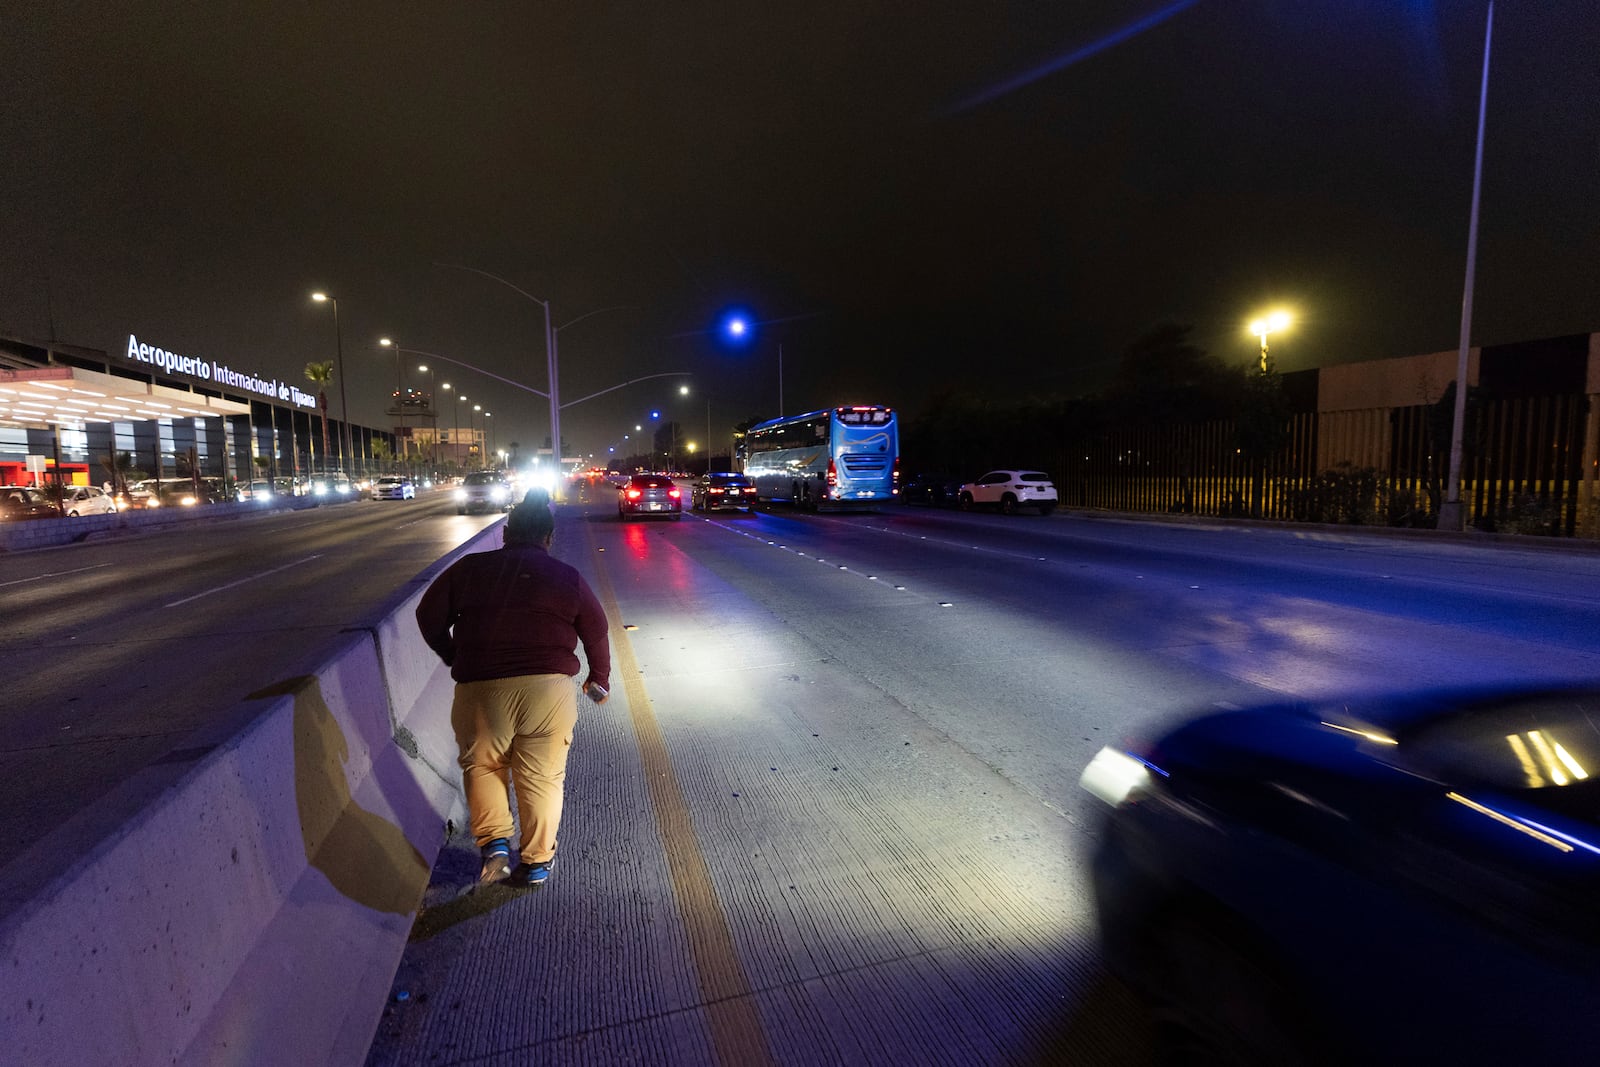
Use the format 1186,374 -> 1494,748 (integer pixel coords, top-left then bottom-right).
364,516 -> 1152,1066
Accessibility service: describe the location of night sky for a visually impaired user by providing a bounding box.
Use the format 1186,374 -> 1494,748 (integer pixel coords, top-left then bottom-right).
3,2 -> 1597,461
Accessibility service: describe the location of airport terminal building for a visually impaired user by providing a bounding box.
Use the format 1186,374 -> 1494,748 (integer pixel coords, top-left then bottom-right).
0,330 -> 399,488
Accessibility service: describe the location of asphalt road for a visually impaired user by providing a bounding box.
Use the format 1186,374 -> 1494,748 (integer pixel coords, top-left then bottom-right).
0,488 -> 499,914
367,494 -> 1600,1066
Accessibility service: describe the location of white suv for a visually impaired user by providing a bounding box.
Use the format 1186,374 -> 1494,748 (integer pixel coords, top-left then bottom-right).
958,470 -> 1058,516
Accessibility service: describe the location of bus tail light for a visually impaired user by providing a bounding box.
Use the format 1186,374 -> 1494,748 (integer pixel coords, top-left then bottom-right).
892,457 -> 900,484
826,459 -> 837,487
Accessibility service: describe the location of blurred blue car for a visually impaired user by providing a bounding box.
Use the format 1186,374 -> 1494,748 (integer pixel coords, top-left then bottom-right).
1081,685 -> 1600,1065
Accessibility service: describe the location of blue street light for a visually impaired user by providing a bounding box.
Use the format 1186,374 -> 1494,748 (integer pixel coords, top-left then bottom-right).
720,310 -> 754,344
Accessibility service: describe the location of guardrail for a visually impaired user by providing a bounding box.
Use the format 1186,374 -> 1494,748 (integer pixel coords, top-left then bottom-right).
0,523 -> 501,1065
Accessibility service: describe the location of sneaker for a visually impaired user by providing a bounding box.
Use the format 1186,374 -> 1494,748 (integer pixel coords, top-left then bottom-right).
507,860 -> 553,889
479,838 -> 512,884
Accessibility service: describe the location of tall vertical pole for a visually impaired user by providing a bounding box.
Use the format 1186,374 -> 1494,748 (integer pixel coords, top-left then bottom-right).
778,343 -> 784,418
546,304 -> 561,493
1440,1 -> 1493,533
394,345 -> 405,465
332,299 -> 351,475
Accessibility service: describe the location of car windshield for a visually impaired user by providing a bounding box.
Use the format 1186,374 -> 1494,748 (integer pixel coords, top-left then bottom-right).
1019,472 -> 1051,482
1390,692 -> 1600,824
707,475 -> 744,486
464,472 -> 502,485
633,476 -> 673,488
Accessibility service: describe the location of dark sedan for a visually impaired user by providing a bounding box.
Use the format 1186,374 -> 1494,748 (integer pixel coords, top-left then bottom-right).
1081,685 -> 1600,1065
617,474 -> 683,521
899,472 -> 962,507
691,472 -> 758,512
0,486 -> 59,521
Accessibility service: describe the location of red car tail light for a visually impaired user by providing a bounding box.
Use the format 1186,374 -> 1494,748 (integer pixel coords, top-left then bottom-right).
668,488 -> 681,499
627,488 -> 642,500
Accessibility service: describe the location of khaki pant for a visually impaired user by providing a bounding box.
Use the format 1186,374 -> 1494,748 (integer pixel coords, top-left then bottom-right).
450,673 -> 577,865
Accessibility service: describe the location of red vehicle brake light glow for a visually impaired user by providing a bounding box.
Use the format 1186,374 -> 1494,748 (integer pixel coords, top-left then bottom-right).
668,489 -> 681,499
627,488 -> 642,500
826,459 -> 837,487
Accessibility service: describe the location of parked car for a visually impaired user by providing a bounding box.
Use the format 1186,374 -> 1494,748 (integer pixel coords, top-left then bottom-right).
691,472 -> 757,512
371,475 -> 416,501
58,484 -> 118,516
958,470 -> 1057,515
0,485 -> 59,521
154,480 -> 224,507
456,470 -> 513,514
1081,684 -> 1600,1065
899,472 -> 962,507
617,473 -> 683,521
310,472 -> 354,497
229,479 -> 273,503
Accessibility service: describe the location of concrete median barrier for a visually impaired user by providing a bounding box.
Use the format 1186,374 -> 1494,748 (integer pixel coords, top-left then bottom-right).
0,524 -> 501,1066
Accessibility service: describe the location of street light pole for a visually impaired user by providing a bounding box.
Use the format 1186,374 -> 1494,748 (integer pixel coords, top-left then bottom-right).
1440,0 -> 1495,534
379,337 -> 406,466
418,363 -> 437,473
311,292 -> 351,475
1247,310 -> 1291,373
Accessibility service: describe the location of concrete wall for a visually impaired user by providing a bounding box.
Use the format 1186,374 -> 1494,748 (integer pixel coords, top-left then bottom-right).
0,494 -> 324,552
1317,348 -> 1480,413
0,524 -> 500,1066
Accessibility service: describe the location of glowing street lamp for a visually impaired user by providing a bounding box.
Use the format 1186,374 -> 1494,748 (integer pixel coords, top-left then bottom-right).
310,292 -> 352,474
1247,310 -> 1292,373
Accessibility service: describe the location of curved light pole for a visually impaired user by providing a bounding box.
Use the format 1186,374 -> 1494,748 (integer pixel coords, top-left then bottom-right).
472,404 -> 483,468
434,263 -> 645,495
310,292 -> 351,474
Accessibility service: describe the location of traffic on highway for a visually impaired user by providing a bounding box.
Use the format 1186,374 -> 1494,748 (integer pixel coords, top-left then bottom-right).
5,480 -> 1600,1064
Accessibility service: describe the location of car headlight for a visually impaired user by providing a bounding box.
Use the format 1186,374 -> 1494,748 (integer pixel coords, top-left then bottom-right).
490,487 -> 508,502
454,488 -> 466,502
1079,746 -> 1160,808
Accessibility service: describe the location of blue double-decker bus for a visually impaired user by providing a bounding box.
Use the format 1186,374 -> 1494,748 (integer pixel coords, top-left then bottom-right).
739,405 -> 899,510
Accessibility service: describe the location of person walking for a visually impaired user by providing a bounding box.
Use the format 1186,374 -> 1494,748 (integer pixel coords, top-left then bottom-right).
416,495 -> 611,889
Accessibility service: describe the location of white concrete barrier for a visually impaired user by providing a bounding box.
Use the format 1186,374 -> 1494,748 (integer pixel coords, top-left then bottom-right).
0,524 -> 501,1066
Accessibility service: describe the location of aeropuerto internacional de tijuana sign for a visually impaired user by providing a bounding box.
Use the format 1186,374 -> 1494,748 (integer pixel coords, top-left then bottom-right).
125,334 -> 318,410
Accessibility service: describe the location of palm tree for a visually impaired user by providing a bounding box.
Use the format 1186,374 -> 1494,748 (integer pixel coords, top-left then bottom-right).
305,361 -> 334,474
100,448 -> 136,496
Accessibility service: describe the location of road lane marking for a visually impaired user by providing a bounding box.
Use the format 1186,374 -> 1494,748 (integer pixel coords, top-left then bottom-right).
163,554 -> 323,608
585,523 -> 775,1067
0,562 -> 114,588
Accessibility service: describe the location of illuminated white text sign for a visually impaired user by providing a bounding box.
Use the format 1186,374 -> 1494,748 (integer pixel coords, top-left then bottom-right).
125,334 -> 317,409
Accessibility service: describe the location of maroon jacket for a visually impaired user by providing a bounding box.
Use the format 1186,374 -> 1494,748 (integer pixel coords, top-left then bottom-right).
416,543 -> 611,689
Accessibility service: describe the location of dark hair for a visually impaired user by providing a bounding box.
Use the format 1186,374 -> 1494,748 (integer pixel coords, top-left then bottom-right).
504,498 -> 555,545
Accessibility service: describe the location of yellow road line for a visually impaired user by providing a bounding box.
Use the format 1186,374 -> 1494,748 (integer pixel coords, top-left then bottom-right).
586,530 -> 775,1067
